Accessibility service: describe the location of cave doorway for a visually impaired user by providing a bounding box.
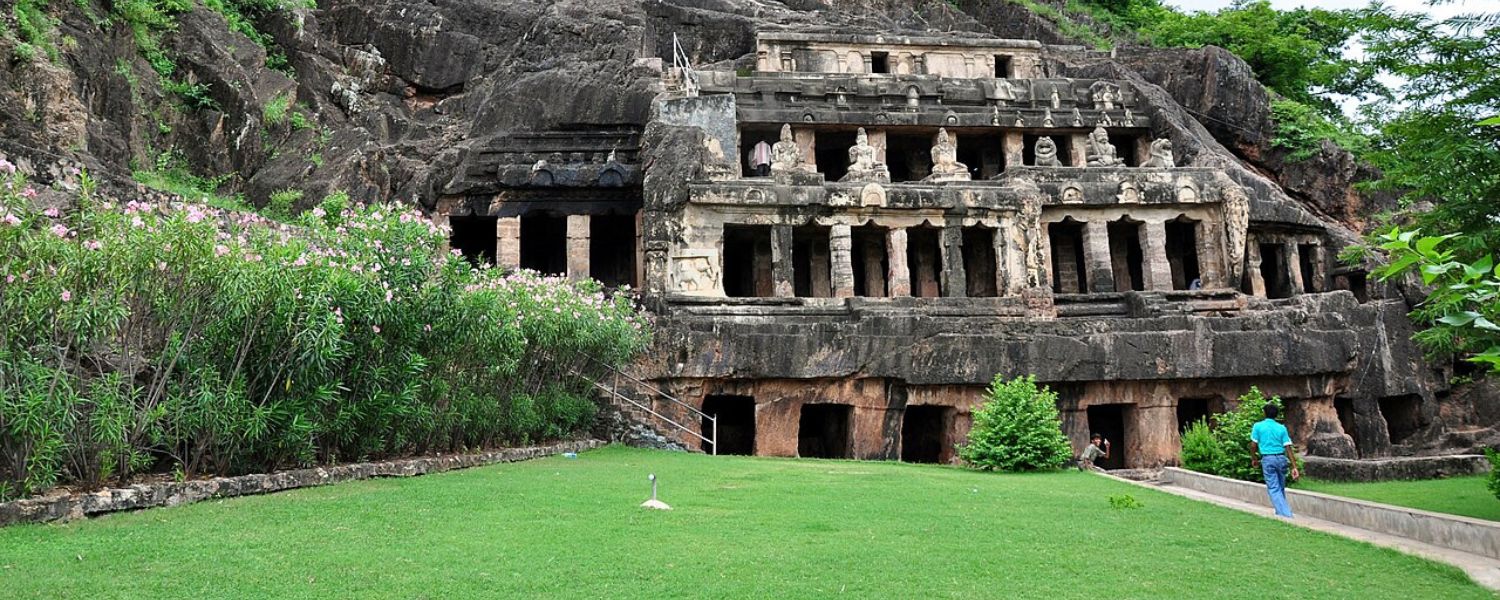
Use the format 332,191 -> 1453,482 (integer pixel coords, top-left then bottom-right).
589,214 -> 636,287
520,212 -> 567,276
1108,218 -> 1145,292
1298,243 -> 1318,293
962,226 -> 998,298
901,405 -> 953,464
1260,243 -> 1292,299
852,224 -> 889,297
1176,398 -> 1213,434
1086,404 -> 1129,470
1049,219 -> 1087,294
1379,395 -> 1424,445
702,395 -> 756,456
799,404 -> 853,459
449,215 -> 497,267
793,225 -> 833,297
906,225 -> 943,298
724,225 -> 774,297
1166,217 -> 1201,290
814,130 -> 856,182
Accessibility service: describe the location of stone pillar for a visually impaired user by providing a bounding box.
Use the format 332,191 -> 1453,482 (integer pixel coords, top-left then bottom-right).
753,234 -> 775,297
1195,221 -> 1224,290
1068,134 -> 1089,167
887,228 -> 911,297
772,224 -> 795,297
1003,131 -> 1024,170
941,226 -> 967,298
1133,136 -> 1152,167
868,129 -> 888,165
794,128 -> 816,172
497,216 -> 522,270
1246,240 -> 1266,297
1083,220 -> 1115,293
1309,244 -> 1327,292
633,211 -> 645,288
566,215 -> 590,280
1284,240 -> 1304,296
995,215 -> 1014,296
1141,220 -> 1172,291
830,224 -> 855,298
861,234 -> 887,297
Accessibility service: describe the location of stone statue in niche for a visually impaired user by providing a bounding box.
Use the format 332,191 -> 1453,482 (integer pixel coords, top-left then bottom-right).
1142,138 -> 1174,168
1223,185 -> 1250,284
1090,81 -> 1119,110
925,128 -> 971,182
841,127 -> 891,183
1020,195 -> 1046,288
1117,180 -> 1141,203
1084,127 -> 1121,167
770,124 -> 804,174
1034,136 -> 1063,167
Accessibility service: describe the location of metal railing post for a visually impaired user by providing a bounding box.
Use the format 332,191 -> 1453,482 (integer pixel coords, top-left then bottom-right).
711,415 -> 718,456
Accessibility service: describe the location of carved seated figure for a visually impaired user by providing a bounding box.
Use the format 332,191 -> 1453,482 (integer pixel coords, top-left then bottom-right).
1034,136 -> 1063,167
1084,126 -> 1121,167
769,124 -> 804,175
924,128 -> 971,182
1142,138 -> 1174,168
840,127 -> 890,183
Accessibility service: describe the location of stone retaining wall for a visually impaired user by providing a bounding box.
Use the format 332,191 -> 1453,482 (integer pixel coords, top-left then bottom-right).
1303,455 -> 1491,482
0,439 -> 604,527
1161,466 -> 1500,560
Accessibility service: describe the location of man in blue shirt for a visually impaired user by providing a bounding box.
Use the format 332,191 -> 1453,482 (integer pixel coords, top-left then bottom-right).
1249,403 -> 1300,518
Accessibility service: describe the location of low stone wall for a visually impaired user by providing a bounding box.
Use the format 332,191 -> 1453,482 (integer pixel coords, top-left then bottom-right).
1161,467 -> 1500,560
1304,455 -> 1492,482
0,439 -> 604,527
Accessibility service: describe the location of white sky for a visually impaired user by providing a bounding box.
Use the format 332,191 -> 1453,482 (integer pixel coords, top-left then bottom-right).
1168,0 -> 1494,19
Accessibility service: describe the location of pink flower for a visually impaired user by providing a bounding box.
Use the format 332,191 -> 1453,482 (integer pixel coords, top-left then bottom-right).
43,207 -> 59,218
20,187 -> 37,199
60,290 -> 71,302
450,248 -> 462,256
423,324 -> 432,332
4,274 -> 13,284
50,224 -> 70,238
1,213 -> 19,226
372,325 -> 381,333
131,216 -> 144,228
0,158 -> 14,174
83,240 -> 102,251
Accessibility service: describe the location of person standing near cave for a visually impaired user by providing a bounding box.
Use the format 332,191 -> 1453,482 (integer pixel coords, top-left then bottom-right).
1250,403 -> 1299,518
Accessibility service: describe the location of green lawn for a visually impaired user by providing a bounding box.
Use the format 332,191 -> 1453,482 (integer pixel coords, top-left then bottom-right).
0,446 -> 1489,599
1299,476 -> 1500,522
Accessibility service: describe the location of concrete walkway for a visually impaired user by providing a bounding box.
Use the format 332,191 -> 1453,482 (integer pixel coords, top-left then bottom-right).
1106,473 -> 1500,592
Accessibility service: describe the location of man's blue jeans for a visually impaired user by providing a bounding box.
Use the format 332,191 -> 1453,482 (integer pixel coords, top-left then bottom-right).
1261,454 -> 1294,518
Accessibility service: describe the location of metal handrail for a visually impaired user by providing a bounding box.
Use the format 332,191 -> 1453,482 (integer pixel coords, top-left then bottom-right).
580,354 -> 713,421
574,354 -> 718,455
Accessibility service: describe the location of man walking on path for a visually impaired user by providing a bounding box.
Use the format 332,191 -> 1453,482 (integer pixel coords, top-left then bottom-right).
1250,403 -> 1300,518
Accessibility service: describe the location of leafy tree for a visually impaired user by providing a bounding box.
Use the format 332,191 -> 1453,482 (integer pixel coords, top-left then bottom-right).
958,375 -> 1073,472
1372,228 -> 1500,372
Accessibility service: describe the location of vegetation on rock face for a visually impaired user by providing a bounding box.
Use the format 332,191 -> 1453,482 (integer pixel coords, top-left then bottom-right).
1373,229 -> 1500,373
0,166 -> 651,500
1178,387 -> 1296,483
958,375 -> 1072,471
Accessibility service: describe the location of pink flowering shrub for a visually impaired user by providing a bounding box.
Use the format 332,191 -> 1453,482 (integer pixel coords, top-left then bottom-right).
0,176 -> 651,499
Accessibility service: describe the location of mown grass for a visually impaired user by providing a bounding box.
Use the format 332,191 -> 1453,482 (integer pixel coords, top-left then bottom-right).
1299,476 -> 1500,522
0,446 -> 1489,599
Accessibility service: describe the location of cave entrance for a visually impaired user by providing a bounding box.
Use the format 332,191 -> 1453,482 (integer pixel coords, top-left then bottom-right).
1260,243 -> 1292,299
724,225 -> 774,297
1379,394 -> 1423,445
852,224 -> 889,297
1176,398 -> 1213,434
1108,218 -> 1145,292
814,130 -> 856,182
1166,217 -> 1201,290
886,132 -> 933,182
906,225 -> 943,298
739,126 -> 780,177
901,405 -> 953,464
962,226 -> 998,298
798,404 -> 853,459
1107,132 -> 1143,167
956,131 -> 1002,179
520,212 -> 567,276
1086,404 -> 1129,470
589,213 -> 636,287
1334,396 -> 1358,455
1298,243 -> 1318,293
1049,219 -> 1087,294
702,395 -> 756,456
449,215 -> 497,267
793,225 -> 833,297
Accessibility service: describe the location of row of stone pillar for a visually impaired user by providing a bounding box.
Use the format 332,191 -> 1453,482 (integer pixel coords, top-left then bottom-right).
1244,238 -> 1325,297
494,214 -> 609,281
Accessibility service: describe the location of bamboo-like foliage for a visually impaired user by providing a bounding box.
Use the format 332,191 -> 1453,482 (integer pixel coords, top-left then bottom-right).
0,173 -> 651,500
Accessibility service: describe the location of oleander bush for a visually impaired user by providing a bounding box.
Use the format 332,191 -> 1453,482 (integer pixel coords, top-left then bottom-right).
0,167 -> 650,500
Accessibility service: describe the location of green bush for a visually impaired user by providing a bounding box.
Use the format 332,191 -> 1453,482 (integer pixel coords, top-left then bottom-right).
0,171 -> 650,499
958,375 -> 1072,472
1175,387 -> 1298,483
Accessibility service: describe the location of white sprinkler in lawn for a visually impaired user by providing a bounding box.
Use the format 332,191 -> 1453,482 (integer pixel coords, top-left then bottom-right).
641,473 -> 672,510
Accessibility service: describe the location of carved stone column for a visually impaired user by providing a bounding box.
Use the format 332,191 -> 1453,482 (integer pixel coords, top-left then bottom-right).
497,216 -> 522,270
633,211 -> 645,288
830,224 -> 855,298
887,228 -> 911,297
941,226 -> 967,297
1309,244 -> 1327,292
772,224 -> 795,297
1083,220 -> 1116,293
1285,240 -> 1304,296
1195,221 -> 1224,290
995,214 -> 1015,296
1246,240 -> 1266,297
566,214 -> 590,280
1141,220 -> 1173,291
1003,131 -> 1025,170
1068,134 -> 1089,167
